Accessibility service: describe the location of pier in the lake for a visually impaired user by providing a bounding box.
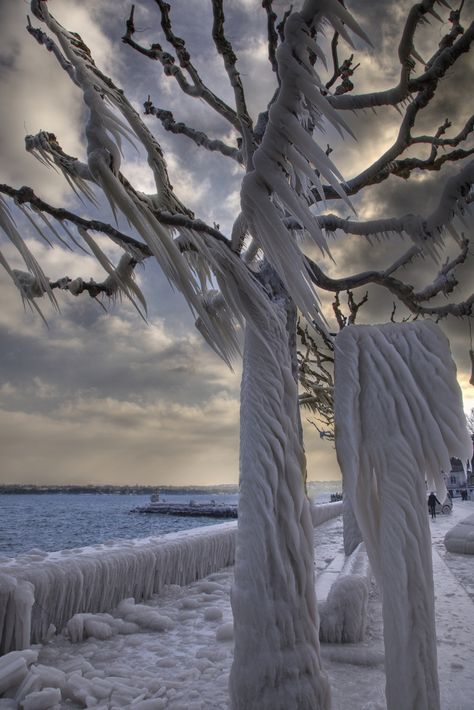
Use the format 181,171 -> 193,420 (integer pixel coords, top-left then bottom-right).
131,500 -> 238,518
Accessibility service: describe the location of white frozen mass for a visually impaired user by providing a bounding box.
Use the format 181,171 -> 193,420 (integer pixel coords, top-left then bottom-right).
0,523 -> 236,654
0,504 -> 342,655
0,508 -> 473,709
444,513 -> 474,555
0,0 -> 472,709
230,301 -> 330,710
334,320 -> 471,710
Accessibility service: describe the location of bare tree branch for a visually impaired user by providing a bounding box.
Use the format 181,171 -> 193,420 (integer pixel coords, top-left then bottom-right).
211,0 -> 255,165
123,3 -> 243,133
143,100 -> 242,162
262,0 -> 279,74
329,7 -> 473,111
305,240 -> 473,319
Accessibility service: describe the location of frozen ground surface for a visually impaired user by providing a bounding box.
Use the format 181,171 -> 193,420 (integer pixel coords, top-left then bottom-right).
1,503 -> 473,709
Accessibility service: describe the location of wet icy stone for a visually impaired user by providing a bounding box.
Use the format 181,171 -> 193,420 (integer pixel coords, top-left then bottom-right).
215,622 -> 234,642
203,607 -> 223,622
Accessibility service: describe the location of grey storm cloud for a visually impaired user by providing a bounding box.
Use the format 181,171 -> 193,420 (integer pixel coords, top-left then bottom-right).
0,0 -> 472,486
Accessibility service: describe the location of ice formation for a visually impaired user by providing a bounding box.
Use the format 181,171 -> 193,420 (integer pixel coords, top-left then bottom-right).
319,575 -> 369,644
0,523 -> 236,653
311,500 -> 343,527
230,299 -> 330,710
0,508 -> 472,709
334,320 -> 471,710
240,0 -> 369,327
317,542 -> 371,644
444,513 -> 474,555
342,496 -> 362,556
0,504 -> 342,655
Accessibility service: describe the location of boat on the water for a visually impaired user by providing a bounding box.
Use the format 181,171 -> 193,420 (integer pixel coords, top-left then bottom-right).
131,497 -> 238,519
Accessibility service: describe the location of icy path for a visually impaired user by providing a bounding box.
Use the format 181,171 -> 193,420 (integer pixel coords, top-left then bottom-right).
1,507 -> 473,709
430,500 -> 474,603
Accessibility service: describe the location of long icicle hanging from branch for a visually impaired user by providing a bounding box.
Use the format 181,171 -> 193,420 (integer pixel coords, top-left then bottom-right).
241,0 -> 370,327
23,0 -> 281,366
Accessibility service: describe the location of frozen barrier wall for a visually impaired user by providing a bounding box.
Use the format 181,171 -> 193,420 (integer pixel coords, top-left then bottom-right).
0,502 -> 343,653
310,500 -> 343,526
0,522 -> 236,652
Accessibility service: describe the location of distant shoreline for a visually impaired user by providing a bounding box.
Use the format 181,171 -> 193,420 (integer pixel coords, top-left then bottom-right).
0,484 -> 240,496
0,481 -> 340,496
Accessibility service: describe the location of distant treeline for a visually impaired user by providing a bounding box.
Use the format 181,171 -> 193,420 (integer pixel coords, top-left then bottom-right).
0,484 -> 240,496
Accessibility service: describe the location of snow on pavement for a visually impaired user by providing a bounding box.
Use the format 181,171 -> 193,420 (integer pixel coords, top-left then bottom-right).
1,505 -> 473,709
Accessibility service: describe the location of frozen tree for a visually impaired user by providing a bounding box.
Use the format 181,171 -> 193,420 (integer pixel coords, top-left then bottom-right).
335,320 -> 471,710
0,1 -> 473,709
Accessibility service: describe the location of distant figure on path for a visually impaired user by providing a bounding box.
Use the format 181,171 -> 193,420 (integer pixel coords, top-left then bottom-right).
428,492 -> 441,519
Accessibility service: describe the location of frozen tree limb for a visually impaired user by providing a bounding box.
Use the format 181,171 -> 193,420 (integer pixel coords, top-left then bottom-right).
321,103 -> 474,199
284,159 -> 474,247
261,0 -> 279,75
330,4 -> 474,111
306,241 -> 473,319
211,0 -> 253,133
0,184 -> 234,256
143,101 -> 242,163
28,11 -> 189,215
123,2 -> 243,134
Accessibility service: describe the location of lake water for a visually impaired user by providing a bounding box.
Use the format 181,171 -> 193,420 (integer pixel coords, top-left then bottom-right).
0,482 -> 340,558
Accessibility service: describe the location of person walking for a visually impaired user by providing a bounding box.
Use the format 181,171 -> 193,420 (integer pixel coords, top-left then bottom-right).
428,492 -> 441,519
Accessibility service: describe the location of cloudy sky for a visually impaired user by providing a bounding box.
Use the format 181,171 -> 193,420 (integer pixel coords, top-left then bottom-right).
0,0 -> 472,487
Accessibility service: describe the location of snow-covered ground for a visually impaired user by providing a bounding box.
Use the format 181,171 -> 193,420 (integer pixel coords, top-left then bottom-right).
1,502 -> 473,709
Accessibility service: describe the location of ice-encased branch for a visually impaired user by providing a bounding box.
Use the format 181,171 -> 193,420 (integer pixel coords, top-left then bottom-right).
261,0 -> 280,75
143,101 -> 242,163
329,3 -> 473,111
29,1 -> 250,360
29,6 -> 189,216
241,0 -> 370,326
320,105 -> 474,200
288,159 -> 474,248
305,240 -> 473,319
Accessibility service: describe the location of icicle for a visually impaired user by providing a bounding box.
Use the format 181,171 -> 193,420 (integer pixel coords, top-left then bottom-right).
240,0 -> 370,332
0,196 -> 58,312
195,291 -> 241,368
78,229 -> 147,320
0,525 -> 237,650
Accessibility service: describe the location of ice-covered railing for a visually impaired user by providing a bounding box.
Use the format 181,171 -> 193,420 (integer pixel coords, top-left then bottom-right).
0,523 -> 236,652
310,500 -> 343,526
0,502 -> 343,653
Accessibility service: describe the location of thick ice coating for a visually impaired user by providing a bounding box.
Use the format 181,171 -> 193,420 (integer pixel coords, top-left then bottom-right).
334,320 -> 471,710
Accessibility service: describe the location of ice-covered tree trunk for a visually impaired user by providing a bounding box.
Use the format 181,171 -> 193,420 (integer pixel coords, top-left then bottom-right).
229,291 -> 330,710
342,496 -> 362,556
335,321 -> 471,710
